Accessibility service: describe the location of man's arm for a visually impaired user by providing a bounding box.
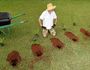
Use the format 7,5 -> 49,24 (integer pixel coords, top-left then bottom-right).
52,18 -> 57,28
52,11 -> 57,28
53,18 -> 57,25
39,19 -> 46,29
39,19 -> 43,26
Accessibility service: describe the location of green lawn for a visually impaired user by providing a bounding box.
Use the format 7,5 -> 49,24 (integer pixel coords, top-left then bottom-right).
0,0 -> 90,70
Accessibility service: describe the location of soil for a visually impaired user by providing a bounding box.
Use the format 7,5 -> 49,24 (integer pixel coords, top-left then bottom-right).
7,51 -> 21,67
31,44 -> 43,57
65,32 -> 79,42
50,38 -> 65,49
80,28 -> 90,37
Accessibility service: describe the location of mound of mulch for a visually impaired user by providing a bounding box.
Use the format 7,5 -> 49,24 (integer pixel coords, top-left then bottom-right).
80,28 -> 90,37
7,51 -> 21,67
31,44 -> 43,57
65,32 -> 79,42
50,38 -> 65,49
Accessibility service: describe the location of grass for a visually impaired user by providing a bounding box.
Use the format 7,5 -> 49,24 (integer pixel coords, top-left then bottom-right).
0,0 -> 90,70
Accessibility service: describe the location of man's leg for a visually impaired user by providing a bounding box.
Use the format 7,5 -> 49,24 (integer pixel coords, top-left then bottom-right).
42,29 -> 48,37
49,28 -> 56,36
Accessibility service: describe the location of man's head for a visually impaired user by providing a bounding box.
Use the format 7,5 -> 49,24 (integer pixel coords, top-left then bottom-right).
47,3 -> 56,12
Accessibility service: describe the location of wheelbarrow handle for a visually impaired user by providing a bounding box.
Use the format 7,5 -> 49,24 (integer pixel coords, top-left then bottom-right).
11,13 -> 26,19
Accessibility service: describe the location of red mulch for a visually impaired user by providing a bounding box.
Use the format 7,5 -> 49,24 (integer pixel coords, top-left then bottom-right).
7,51 -> 21,67
65,32 -> 79,42
80,28 -> 90,37
50,38 -> 65,49
31,44 -> 43,57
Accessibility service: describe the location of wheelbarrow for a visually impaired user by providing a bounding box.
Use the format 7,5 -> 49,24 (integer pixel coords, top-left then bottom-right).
0,12 -> 26,35
0,12 -> 26,47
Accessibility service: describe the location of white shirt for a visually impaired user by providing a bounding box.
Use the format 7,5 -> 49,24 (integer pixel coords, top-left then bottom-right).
39,10 -> 57,29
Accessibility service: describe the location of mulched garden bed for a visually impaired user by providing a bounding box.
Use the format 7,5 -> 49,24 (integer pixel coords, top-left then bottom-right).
31,44 -> 44,57
65,32 -> 79,42
50,38 -> 65,49
7,51 -> 21,67
80,28 -> 90,37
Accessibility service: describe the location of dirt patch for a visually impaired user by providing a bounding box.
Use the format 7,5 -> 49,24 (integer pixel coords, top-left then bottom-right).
65,32 -> 79,42
7,51 -> 21,67
50,38 -> 65,49
80,28 -> 90,37
31,44 -> 43,57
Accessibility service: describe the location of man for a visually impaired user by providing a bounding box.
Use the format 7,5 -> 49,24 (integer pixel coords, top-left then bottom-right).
39,3 -> 57,37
